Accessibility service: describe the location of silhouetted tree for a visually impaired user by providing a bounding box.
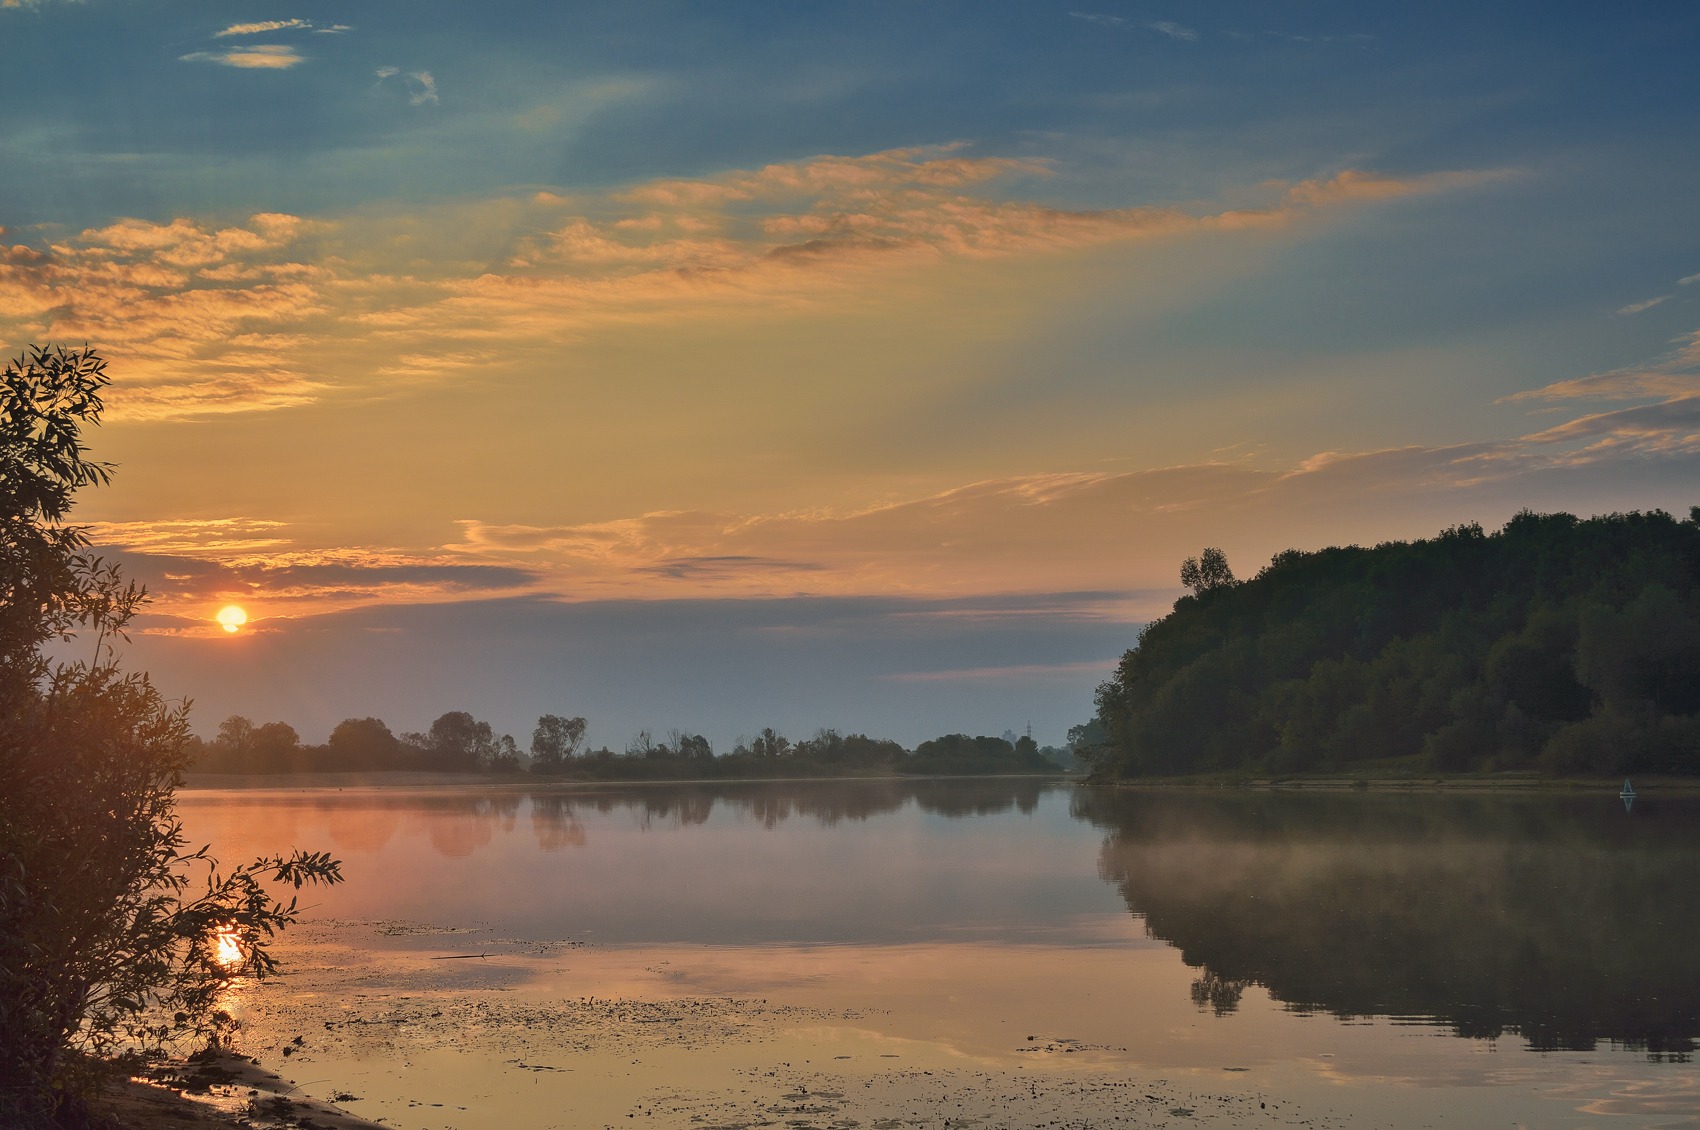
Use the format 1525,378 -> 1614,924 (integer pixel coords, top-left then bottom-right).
0,347 -> 341,1124
749,727 -> 791,758
425,710 -> 499,771
488,733 -> 524,773
909,733 -> 1050,774
529,713 -> 587,772
1179,546 -> 1236,596
663,728 -> 713,759
328,716 -> 403,769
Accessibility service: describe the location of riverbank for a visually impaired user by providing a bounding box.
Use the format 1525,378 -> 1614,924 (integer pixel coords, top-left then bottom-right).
1093,767 -> 1700,792
97,1054 -> 384,1130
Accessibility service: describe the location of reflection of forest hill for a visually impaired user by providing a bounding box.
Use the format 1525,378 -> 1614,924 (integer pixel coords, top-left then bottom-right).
1076,790 -> 1700,1054
1088,509 -> 1700,778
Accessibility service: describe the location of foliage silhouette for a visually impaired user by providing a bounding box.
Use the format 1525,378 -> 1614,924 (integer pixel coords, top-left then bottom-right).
1179,546 -> 1236,596
1091,510 -> 1700,778
0,347 -> 342,1126
194,712 -> 1063,781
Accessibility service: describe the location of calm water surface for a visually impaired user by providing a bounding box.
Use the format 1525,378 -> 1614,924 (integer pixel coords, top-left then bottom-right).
178,781 -> 1700,1129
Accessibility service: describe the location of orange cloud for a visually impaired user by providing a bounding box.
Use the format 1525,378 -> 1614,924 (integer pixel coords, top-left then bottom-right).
431,434 -> 1595,604
1502,329 -> 1700,405
1,151 -> 1499,421
93,390 -> 1700,634
1279,168 -> 1513,207
0,213 -> 328,419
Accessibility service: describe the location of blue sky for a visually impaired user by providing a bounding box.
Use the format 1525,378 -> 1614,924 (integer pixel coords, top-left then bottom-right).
5,1 -> 1699,748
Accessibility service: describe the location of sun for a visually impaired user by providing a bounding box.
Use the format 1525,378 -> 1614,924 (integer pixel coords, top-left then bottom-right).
215,605 -> 248,634
211,925 -> 245,970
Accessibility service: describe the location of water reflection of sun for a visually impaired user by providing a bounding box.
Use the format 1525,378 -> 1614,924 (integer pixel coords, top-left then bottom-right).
212,926 -> 245,970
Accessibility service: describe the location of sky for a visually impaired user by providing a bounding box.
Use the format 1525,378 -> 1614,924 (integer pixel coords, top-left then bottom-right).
4,1 -> 1699,750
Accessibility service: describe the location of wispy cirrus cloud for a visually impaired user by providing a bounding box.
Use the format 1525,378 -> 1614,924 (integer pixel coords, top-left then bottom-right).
1067,13 -> 1199,40
375,67 -> 438,104
180,44 -> 305,70
1519,396 -> 1700,457
1069,12 -> 1127,29
435,388 -> 1697,608
1503,329 -> 1700,405
82,517 -> 291,556
215,19 -> 311,38
1619,295 -> 1670,315
883,660 -> 1119,683
0,150 -> 1504,421
85,519 -> 545,634
1148,20 -> 1199,41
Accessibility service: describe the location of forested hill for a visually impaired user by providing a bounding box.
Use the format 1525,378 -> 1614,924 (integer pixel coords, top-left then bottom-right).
1089,508 -> 1700,779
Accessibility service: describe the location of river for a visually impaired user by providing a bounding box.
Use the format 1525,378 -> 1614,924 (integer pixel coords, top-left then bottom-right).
178,780 -> 1700,1128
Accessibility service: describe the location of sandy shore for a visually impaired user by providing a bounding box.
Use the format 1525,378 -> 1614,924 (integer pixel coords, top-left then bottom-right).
99,1055 -> 386,1130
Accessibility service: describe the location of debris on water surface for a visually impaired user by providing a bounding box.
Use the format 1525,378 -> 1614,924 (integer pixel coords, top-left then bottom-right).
638,1065 -> 1348,1130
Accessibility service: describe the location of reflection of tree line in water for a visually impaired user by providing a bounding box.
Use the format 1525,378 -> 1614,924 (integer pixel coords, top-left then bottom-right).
300,779 -> 1051,858
1074,790 -> 1700,1056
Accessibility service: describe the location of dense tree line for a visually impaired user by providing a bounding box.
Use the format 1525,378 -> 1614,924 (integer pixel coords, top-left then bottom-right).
1089,508 -> 1700,778
192,711 -> 1070,779
192,711 -> 527,774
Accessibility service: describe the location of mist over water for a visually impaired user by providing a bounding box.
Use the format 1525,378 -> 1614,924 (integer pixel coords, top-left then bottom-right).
1076,789 -> 1700,1054
180,781 -> 1700,1050
180,780 -> 1120,945
175,781 -> 1700,1128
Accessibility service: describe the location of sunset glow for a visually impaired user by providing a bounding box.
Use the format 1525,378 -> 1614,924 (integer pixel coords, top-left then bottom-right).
211,926 -> 244,970
3,2 -> 1696,748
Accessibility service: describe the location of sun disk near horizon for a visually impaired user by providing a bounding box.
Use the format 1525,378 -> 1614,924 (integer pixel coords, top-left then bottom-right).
215,605 -> 247,634
211,925 -> 244,969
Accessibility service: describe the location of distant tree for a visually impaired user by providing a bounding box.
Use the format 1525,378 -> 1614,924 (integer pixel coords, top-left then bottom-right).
750,727 -> 791,758
1179,546 -> 1236,596
216,715 -> 255,757
676,732 -> 713,759
626,728 -> 657,758
910,733 -> 1022,774
249,721 -> 301,773
1066,718 -> 1110,767
488,734 -> 524,774
0,346 -> 341,1123
796,728 -> 841,761
426,710 -> 498,771
193,715 -> 255,772
530,714 -> 587,772
328,717 -> 403,770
